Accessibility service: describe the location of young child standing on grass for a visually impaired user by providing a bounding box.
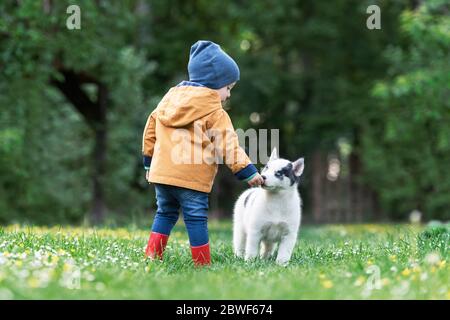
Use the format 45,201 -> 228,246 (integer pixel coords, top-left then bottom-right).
142,40 -> 264,266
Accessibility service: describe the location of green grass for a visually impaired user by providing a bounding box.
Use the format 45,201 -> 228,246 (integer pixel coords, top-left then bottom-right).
0,222 -> 448,299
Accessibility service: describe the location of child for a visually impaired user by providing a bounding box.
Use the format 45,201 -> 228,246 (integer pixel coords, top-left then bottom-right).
142,40 -> 264,266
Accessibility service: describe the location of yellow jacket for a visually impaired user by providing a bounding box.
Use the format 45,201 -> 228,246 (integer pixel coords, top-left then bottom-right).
142,83 -> 257,193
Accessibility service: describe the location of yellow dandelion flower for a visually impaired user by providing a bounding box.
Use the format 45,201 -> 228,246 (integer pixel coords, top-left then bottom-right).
27,277 -> 40,288
412,266 -> 421,273
15,260 -> 23,267
321,280 -> 333,289
354,276 -> 365,287
439,260 -> 446,269
389,255 -> 397,262
50,255 -> 59,264
431,266 -> 436,273
63,263 -> 72,272
401,268 -> 411,276
367,259 -> 374,266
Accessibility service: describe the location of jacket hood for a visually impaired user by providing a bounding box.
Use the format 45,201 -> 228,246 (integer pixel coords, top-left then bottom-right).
157,86 -> 222,127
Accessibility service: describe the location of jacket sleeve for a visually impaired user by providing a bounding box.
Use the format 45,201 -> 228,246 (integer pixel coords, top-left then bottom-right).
142,112 -> 157,170
209,110 -> 258,181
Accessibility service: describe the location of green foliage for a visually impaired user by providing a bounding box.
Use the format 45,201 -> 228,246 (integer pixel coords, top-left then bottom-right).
362,0 -> 450,219
0,1 -> 153,224
417,224 -> 449,257
0,80 -> 91,224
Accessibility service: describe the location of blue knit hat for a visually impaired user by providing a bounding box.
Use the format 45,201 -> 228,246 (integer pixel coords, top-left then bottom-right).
188,40 -> 240,89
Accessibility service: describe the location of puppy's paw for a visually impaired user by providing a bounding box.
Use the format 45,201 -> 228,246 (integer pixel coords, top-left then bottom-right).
276,258 -> 290,267
244,254 -> 257,262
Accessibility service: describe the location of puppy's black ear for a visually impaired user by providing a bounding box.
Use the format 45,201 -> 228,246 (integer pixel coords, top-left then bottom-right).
292,158 -> 304,177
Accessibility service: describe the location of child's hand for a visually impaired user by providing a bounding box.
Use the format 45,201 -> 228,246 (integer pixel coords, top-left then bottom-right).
247,173 -> 265,187
145,170 -> 151,184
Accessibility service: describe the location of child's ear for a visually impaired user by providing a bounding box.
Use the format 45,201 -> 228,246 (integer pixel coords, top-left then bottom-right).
292,158 -> 304,177
269,147 -> 278,162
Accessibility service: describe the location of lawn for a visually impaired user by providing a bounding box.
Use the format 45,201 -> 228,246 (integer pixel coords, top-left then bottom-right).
0,222 -> 448,299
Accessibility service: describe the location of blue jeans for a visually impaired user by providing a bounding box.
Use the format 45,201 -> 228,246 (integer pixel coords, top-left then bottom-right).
151,183 -> 209,247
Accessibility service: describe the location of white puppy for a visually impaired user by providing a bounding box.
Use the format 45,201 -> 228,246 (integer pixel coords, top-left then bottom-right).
233,148 -> 304,265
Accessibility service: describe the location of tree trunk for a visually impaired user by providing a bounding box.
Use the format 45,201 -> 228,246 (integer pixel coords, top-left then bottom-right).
312,151 -> 323,223
91,84 -> 108,224
52,69 -> 109,224
349,151 -> 362,222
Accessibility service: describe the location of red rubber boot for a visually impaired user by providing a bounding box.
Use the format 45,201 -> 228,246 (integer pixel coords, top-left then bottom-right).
190,242 -> 211,266
145,232 -> 169,260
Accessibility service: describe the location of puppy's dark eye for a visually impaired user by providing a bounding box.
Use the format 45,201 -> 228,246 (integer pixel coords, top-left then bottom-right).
275,171 -> 283,178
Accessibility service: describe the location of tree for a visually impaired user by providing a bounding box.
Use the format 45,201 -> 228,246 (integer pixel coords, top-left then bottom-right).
362,0 -> 450,219
0,1 -> 151,223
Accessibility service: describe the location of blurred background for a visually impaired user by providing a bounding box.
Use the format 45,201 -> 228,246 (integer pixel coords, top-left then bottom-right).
0,0 -> 448,226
